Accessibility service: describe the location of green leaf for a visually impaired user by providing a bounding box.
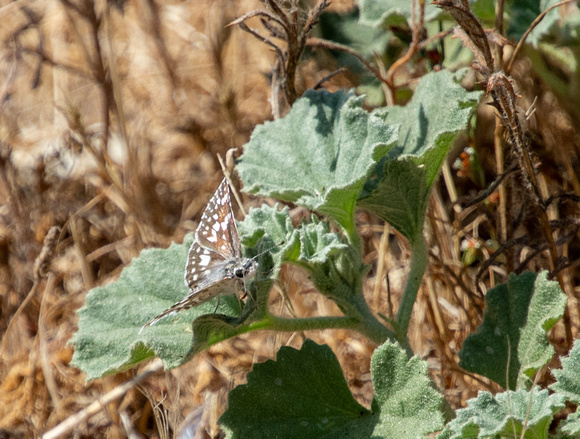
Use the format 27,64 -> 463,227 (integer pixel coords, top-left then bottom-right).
439,388 -> 566,439
318,9 -> 390,62
298,215 -> 349,265
317,9 -> 389,106
297,217 -> 361,313
458,271 -> 567,390
237,204 -> 295,248
221,339 -> 443,438
507,0 -> 562,47
559,411 -> 580,437
360,157 -> 430,243
358,0 -> 441,28
471,0 -> 498,25
237,204 -> 298,277
370,340 -> 444,437
236,89 -> 399,239
219,339 -> 373,439
71,236 -> 240,380
236,204 -> 349,281
239,204 -> 357,312
358,69 -> 482,241
550,339 -> 580,405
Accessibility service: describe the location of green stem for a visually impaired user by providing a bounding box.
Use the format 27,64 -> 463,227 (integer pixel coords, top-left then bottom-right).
246,311 -> 395,346
250,315 -> 361,332
342,203 -> 361,251
322,201 -> 360,250
342,217 -> 361,251
396,233 -> 428,347
350,293 -> 396,344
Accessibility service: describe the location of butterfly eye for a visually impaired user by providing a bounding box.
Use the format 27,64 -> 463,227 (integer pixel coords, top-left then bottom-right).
234,267 -> 245,278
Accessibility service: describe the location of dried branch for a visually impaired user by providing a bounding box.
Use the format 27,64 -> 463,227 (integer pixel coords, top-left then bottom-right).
307,37 -> 390,87
42,359 -> 164,439
384,0 -> 427,103
433,0 -> 564,283
229,0 -> 330,116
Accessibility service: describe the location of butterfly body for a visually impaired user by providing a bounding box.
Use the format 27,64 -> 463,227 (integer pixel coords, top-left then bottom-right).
140,179 -> 256,331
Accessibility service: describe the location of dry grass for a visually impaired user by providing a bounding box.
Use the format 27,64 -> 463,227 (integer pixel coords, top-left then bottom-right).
0,0 -> 579,437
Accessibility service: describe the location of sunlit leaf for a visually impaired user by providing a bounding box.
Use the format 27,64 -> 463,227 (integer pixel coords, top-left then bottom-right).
439,388 -> 566,438
237,89 -> 399,234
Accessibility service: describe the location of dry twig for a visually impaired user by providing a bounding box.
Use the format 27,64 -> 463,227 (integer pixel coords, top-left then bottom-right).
229,0 -> 330,117
42,359 -> 163,439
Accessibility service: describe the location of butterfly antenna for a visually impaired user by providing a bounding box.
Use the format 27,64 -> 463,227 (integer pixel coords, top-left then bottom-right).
250,240 -> 285,262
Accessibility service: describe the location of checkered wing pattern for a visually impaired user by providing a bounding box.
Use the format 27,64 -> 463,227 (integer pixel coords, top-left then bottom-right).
140,179 -> 253,332
194,179 -> 241,261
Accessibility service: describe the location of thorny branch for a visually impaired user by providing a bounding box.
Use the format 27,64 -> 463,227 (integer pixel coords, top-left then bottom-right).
432,0 -> 572,347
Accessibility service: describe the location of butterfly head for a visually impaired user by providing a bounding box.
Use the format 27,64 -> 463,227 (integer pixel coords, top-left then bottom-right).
233,258 -> 258,280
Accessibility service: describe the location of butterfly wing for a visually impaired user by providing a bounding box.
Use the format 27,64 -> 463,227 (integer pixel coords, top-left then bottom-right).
140,179 -> 245,332
184,240 -> 227,291
195,178 -> 242,259
140,274 -> 240,330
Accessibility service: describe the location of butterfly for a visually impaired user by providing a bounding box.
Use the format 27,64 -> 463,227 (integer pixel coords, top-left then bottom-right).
140,178 -> 257,331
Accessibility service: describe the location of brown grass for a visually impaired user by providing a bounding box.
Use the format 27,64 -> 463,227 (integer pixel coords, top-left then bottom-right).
0,0 -> 579,437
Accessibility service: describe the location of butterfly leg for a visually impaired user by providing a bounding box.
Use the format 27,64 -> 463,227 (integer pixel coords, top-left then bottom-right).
213,295 -> 221,313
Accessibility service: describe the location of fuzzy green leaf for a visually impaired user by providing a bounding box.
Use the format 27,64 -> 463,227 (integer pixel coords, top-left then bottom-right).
237,204 -> 295,247
560,411 -> 580,437
439,388 -> 566,439
237,89 -> 399,235
358,70 -> 482,241
358,0 -> 441,28
239,204 -> 355,311
298,216 -> 349,265
371,340 -> 444,437
221,339 -> 443,439
550,339 -> 580,404
507,0 -> 562,47
237,204 -> 298,277
459,271 -> 567,390
236,204 -> 348,272
71,235 -> 241,380
318,9 -> 390,62
219,340 -> 373,439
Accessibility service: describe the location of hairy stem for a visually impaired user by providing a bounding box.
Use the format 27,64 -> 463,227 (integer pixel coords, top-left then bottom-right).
396,232 -> 428,347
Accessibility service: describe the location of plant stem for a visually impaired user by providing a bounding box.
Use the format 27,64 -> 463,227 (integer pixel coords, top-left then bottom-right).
250,315 -> 360,332
396,232 -> 428,347
350,293 -> 396,344
244,298 -> 395,346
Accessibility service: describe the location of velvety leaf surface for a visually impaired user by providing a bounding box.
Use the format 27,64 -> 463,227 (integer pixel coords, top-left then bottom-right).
458,271 -> 567,389
559,411 -> 580,437
236,89 -> 399,233
550,339 -> 580,404
439,388 -> 566,439
221,339 -> 443,439
371,341 -> 444,437
71,235 -> 239,380
220,340 -> 373,439
359,70 -> 482,241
